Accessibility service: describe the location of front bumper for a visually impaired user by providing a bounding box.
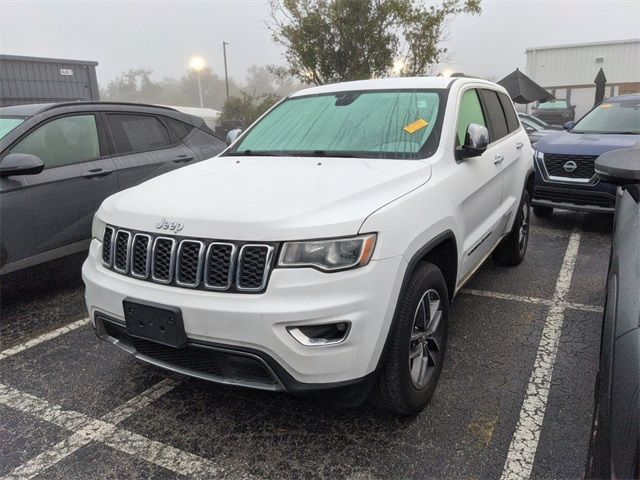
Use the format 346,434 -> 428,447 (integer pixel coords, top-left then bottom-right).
532,157 -> 616,213
83,240 -> 405,389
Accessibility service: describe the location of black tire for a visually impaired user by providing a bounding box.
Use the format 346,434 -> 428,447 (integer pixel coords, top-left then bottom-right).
373,262 -> 449,415
533,205 -> 553,218
493,190 -> 531,267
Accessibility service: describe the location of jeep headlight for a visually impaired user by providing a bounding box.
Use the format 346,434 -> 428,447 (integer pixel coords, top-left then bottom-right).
278,234 -> 377,272
91,213 -> 106,241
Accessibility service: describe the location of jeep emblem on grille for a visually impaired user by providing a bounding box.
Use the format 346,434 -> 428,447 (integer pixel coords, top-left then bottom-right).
563,160 -> 578,173
155,218 -> 184,233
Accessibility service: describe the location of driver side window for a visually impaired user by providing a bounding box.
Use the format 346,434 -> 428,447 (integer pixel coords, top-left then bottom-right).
10,114 -> 100,168
456,89 -> 487,146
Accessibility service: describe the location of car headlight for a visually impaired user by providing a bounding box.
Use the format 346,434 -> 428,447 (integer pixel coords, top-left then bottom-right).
533,149 -> 544,162
91,213 -> 106,241
278,234 -> 377,272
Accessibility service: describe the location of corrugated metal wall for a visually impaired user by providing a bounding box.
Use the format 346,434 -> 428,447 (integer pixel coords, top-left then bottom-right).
0,55 -> 99,106
526,40 -> 640,87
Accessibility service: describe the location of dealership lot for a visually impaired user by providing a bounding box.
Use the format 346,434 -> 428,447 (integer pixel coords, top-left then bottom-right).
0,211 -> 612,480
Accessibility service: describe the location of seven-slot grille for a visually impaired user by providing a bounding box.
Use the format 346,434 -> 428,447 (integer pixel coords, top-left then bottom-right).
101,227 -> 274,293
543,153 -> 597,180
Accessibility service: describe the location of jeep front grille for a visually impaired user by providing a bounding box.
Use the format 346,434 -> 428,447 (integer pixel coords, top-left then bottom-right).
102,226 -> 275,293
543,153 -> 597,180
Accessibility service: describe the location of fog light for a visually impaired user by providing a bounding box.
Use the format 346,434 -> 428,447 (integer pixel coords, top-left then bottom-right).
287,322 -> 351,346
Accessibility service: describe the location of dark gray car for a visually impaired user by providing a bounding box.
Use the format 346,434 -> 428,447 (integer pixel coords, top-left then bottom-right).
0,102 -> 226,275
586,147 -> 640,479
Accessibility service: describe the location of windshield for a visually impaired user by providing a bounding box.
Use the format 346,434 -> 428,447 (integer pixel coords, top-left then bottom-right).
0,117 -> 26,140
537,100 -> 568,109
523,115 -> 548,128
228,90 -> 443,159
572,99 -> 640,134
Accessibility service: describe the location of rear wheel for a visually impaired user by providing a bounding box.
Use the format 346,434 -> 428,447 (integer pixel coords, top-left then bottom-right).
374,262 -> 449,415
533,205 -> 553,218
493,190 -> 531,266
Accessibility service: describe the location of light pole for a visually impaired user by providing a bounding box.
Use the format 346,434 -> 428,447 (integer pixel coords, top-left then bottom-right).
222,41 -> 230,102
189,56 -> 206,108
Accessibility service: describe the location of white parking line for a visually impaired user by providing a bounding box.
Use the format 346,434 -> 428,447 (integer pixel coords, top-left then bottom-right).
461,288 -> 603,313
500,223 -> 582,480
0,317 -> 90,361
0,379 -> 183,480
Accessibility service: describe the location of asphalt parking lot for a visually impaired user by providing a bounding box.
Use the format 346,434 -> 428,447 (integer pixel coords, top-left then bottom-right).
0,210 -> 612,480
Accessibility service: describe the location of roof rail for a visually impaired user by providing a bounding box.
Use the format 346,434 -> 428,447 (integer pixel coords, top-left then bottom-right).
38,101 -> 179,113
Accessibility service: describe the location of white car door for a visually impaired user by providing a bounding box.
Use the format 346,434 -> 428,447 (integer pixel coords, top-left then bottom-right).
453,88 -> 507,282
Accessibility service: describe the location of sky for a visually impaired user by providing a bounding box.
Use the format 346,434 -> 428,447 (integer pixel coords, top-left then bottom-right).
1,0 -> 639,88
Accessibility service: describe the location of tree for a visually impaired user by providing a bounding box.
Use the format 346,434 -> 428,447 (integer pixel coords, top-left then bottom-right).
180,67 -> 242,110
218,92 -> 280,127
268,0 -> 481,85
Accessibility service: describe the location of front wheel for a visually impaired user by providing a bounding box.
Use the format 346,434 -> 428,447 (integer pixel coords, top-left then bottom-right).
373,262 -> 449,415
493,190 -> 531,266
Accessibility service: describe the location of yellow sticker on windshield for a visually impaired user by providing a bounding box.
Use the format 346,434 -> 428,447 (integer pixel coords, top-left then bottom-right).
404,118 -> 429,134
600,103 -> 613,108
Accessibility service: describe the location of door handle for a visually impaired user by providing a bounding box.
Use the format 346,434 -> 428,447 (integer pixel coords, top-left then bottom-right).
516,142 -> 524,150
493,155 -> 505,165
83,168 -> 112,179
172,155 -> 195,163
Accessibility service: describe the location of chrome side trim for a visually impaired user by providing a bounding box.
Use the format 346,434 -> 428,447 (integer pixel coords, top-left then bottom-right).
203,242 -> 237,291
130,233 -> 152,279
175,240 -> 205,288
236,244 -> 275,292
151,236 -> 177,284
112,230 -> 132,274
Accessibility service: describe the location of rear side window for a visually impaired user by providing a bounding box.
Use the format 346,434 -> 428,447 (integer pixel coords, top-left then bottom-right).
479,89 -> 509,141
498,92 -> 520,133
456,89 -> 487,146
107,114 -> 171,154
10,114 -> 100,168
162,116 -> 194,141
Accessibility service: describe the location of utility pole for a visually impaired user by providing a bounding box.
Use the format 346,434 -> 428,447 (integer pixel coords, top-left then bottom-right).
222,41 -> 230,102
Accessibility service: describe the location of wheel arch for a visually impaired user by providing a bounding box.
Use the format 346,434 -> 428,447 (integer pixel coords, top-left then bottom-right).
375,230 -> 458,372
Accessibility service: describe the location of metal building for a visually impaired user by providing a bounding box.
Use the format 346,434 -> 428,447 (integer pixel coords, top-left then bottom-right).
0,54 -> 99,106
526,38 -> 640,119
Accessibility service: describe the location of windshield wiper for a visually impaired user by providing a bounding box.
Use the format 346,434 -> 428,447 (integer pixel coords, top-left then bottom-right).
226,150 -> 281,156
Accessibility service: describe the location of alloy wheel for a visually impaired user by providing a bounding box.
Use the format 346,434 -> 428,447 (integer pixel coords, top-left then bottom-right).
409,289 -> 444,389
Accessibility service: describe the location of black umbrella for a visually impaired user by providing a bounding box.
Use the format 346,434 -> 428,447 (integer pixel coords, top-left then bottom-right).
497,68 -> 554,104
594,68 -> 607,106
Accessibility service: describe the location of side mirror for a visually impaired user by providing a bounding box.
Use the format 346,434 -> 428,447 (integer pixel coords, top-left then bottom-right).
563,121 -> 575,130
525,126 -> 535,133
595,147 -> 640,187
0,153 -> 45,178
457,123 -> 489,160
226,128 -> 242,146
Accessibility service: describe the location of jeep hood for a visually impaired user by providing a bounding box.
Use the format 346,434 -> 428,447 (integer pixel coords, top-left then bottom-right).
99,156 -> 431,240
536,131 -> 640,156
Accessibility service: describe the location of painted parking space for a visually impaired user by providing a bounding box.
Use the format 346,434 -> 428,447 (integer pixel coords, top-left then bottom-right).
0,213 -> 611,479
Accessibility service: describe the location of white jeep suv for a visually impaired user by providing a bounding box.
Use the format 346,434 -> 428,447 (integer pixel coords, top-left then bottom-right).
83,77 -> 533,415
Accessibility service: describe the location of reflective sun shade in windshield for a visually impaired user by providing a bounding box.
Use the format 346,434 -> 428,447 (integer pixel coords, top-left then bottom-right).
232,90 -> 442,159
0,117 -> 25,140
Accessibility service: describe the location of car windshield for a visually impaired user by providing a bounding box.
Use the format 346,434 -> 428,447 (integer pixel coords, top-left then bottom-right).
228,90 -> 443,159
572,98 -> 640,134
537,100 -> 568,109
523,115 -> 549,128
522,118 -> 542,131
0,117 -> 26,140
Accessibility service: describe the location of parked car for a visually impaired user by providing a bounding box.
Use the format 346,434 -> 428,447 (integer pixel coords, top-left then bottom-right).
0,102 -> 226,275
518,113 -> 561,144
83,77 -> 534,415
518,113 -> 562,131
531,94 -> 640,217
586,146 -> 640,479
532,99 -> 576,125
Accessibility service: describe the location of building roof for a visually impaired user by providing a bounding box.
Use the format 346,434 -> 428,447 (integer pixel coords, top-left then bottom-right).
526,38 -> 640,53
0,54 -> 99,66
